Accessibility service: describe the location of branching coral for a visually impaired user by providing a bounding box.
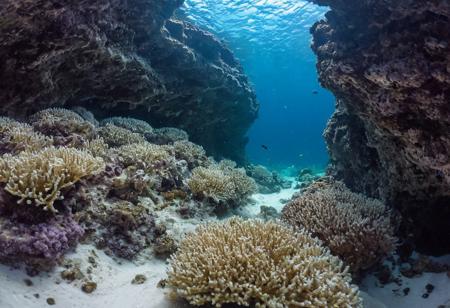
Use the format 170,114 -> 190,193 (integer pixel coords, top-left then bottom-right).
0,118 -> 53,154
282,179 -> 397,274
167,218 -> 362,307
98,124 -> 146,147
0,147 -> 105,212
218,160 -> 257,199
100,117 -> 153,135
147,127 -> 189,145
29,108 -> 95,142
170,140 -> 209,169
188,165 -> 236,201
83,137 -> 110,158
188,162 -> 256,203
117,142 -> 171,172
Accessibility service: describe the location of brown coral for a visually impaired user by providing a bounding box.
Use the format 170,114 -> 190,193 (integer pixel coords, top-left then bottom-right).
0,147 -> 105,212
167,218 -> 361,307
282,179 -> 397,274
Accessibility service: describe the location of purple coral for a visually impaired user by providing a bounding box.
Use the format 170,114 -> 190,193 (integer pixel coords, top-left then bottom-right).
0,212 -> 84,264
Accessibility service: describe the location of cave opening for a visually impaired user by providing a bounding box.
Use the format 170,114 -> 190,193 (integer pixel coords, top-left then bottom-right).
178,0 -> 334,174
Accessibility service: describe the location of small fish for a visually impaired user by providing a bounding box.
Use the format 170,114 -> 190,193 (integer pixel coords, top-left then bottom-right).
261,145 -> 269,150
298,153 -> 304,158
312,90 -> 318,95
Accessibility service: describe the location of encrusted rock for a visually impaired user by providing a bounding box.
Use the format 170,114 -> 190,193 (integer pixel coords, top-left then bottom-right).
310,0 -> 450,254
0,0 -> 258,163
81,281 -> 97,294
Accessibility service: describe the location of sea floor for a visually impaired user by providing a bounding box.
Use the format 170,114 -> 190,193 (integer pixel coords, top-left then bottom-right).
1,181 -> 449,308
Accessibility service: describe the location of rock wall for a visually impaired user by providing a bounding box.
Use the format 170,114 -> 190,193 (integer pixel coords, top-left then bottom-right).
0,0 -> 258,163
310,0 -> 450,254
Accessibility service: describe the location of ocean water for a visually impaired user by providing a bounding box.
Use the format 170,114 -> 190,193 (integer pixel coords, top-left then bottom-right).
179,0 -> 334,172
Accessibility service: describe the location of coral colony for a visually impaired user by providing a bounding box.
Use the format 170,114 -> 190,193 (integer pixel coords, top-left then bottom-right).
0,108 -> 400,306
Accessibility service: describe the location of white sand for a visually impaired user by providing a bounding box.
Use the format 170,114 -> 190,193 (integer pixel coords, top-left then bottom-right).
238,177 -> 297,217
363,272 -> 450,308
0,244 -> 186,308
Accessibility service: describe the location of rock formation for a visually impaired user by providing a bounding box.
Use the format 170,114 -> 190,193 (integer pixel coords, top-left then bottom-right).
310,0 -> 450,254
0,0 -> 258,163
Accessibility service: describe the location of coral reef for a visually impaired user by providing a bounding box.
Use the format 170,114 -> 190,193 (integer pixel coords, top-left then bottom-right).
98,201 -> 156,260
0,213 -> 83,268
100,117 -> 153,135
117,143 -> 171,173
0,118 -> 53,154
170,140 -> 210,169
146,127 -> 188,145
167,218 -> 361,307
0,147 -> 105,212
0,0 -> 258,163
0,109 -> 256,268
246,164 -> 291,193
309,0 -> 450,254
188,162 -> 256,205
29,108 -> 95,146
282,179 -> 397,275
98,124 -> 146,147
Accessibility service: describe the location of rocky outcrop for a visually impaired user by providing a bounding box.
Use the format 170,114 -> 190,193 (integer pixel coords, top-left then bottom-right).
310,1 -> 450,254
0,0 -> 258,163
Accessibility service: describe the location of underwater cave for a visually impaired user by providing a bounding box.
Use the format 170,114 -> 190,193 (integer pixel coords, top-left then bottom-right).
0,0 -> 449,307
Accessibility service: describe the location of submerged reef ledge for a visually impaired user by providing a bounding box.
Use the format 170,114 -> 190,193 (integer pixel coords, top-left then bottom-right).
309,0 -> 450,254
0,0 -> 258,163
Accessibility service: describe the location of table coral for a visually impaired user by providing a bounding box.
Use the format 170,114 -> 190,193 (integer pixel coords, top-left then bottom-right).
167,218 -> 362,307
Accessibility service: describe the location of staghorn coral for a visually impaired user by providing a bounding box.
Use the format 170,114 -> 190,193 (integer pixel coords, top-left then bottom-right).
83,137 -> 110,158
0,119 -> 53,154
282,179 -> 397,274
100,117 -> 153,135
188,165 -> 236,202
225,167 -> 257,200
167,218 -> 362,307
98,124 -> 146,147
117,142 -> 171,172
0,147 -> 105,212
188,161 -> 256,204
29,108 -> 95,145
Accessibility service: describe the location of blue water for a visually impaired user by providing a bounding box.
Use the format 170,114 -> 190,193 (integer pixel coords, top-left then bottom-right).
179,0 -> 334,171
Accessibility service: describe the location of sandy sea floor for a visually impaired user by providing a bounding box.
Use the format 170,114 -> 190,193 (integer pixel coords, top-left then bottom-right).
1,182 -> 449,308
